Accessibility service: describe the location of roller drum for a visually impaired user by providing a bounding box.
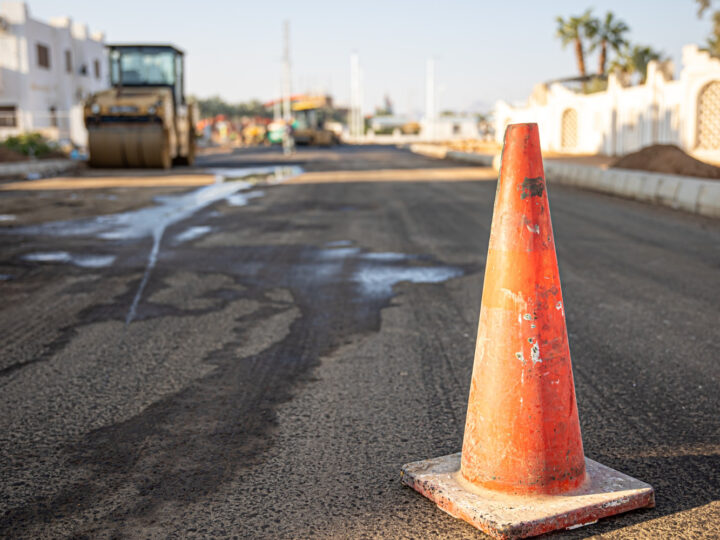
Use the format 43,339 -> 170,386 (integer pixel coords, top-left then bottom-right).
87,124 -> 170,169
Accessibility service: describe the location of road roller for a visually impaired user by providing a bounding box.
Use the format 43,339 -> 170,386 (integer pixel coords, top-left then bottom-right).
84,44 -> 195,168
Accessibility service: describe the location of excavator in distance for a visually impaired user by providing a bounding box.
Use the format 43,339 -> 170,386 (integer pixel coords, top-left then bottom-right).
84,44 -> 195,168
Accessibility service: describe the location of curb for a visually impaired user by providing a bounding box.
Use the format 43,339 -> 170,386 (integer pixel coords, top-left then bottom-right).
544,161 -> 720,218
406,145 -> 720,219
0,159 -> 80,179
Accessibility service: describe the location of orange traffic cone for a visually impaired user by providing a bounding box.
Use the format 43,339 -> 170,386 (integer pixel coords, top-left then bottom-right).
401,123 -> 654,539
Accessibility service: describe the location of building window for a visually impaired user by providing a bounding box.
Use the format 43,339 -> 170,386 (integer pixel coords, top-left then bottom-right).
94,59 -> 100,79
696,80 -> 720,150
561,108 -> 579,149
0,105 -> 17,127
65,50 -> 72,73
49,106 -> 57,128
37,43 -> 50,69
79,64 -> 87,76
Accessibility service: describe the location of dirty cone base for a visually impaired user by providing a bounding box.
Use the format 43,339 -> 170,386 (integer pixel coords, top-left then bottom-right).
401,453 -> 654,539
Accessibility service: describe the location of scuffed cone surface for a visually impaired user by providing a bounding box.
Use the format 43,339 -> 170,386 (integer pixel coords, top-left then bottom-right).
461,123 -> 585,494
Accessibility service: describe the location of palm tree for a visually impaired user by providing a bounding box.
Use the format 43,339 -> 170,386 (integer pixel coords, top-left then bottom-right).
708,10 -> 720,56
555,10 -> 594,77
586,12 -> 630,75
610,45 -> 664,83
695,0 -> 720,56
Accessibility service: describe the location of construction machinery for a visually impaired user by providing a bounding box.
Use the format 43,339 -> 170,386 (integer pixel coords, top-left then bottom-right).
263,94 -> 340,146
84,44 -> 195,168
291,95 -> 339,146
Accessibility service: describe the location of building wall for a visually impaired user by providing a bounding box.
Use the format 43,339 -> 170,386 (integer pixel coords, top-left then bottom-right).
421,117 -> 479,140
0,1 -> 107,146
494,45 -> 720,163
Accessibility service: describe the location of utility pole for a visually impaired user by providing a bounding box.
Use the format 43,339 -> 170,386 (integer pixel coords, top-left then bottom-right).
282,21 -> 293,154
274,82 -> 281,121
350,52 -> 360,140
425,58 -> 435,141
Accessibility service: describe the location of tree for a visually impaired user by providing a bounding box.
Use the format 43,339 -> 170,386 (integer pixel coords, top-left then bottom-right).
610,44 -> 664,83
555,10 -> 595,77
696,0 -> 720,56
696,0 -> 711,16
586,12 -> 630,75
194,96 -> 272,120
709,11 -> 720,56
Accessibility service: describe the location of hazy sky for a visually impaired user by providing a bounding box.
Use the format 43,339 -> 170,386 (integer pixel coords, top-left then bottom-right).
28,0 -> 713,114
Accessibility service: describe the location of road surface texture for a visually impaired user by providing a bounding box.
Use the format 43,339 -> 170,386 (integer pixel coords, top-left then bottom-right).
1,145 -> 719,538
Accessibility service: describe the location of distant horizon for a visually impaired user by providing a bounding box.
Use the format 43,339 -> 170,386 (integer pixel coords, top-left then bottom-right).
22,0 -> 715,114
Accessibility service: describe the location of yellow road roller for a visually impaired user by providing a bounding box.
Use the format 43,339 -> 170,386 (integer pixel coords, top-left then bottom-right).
84,44 -> 195,168
291,95 -> 339,146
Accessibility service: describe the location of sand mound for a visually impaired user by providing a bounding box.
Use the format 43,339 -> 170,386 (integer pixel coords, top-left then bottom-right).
611,144 -> 720,180
0,146 -> 29,163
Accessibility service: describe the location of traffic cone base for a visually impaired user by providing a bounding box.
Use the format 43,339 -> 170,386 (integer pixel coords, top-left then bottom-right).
401,453 -> 654,539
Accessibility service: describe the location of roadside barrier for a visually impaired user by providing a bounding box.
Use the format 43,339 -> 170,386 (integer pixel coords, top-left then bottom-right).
401,124 -> 654,539
544,161 -> 720,218
0,158 -> 78,179
408,144 -> 720,219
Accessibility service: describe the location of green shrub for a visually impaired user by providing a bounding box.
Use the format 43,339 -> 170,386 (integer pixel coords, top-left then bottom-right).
2,133 -> 55,157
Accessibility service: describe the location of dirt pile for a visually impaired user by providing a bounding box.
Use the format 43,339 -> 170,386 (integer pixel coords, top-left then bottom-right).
0,146 -> 29,163
611,144 -> 720,179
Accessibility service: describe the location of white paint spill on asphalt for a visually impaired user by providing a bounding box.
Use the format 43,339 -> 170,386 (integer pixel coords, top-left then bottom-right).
353,266 -> 463,298
11,165 -> 302,324
360,252 -> 411,262
325,240 -> 353,247
15,180 -> 253,241
318,247 -> 361,259
23,251 -> 116,268
227,190 -> 264,207
0,214 -> 16,222
313,245 -> 462,299
22,252 -> 70,263
174,226 -> 212,244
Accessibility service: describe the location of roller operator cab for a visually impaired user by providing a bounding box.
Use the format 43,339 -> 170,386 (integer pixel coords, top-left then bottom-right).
84,44 -> 196,168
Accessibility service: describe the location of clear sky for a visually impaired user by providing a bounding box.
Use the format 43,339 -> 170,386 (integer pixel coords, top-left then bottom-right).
26,0 -> 714,115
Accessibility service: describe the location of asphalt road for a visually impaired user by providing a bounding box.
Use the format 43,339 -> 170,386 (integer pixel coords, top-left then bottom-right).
0,145 -> 719,539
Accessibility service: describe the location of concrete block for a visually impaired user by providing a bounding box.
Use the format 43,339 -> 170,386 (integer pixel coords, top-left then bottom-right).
410,144 -> 447,159
545,161 -> 573,185
674,179 -> 703,213
656,177 -> 681,207
565,166 -> 581,187
584,167 -> 602,189
622,172 -> 644,199
697,182 -> 720,218
545,162 -> 566,185
577,165 -> 593,185
596,170 -> 618,193
447,151 -> 494,167
637,175 -> 661,202
563,165 -> 579,186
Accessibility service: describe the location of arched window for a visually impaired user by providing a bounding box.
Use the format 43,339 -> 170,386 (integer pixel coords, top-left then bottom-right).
696,81 -> 720,150
561,109 -> 578,150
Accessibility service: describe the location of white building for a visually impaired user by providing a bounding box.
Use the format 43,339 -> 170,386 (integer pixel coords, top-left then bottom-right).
421,116 -> 480,141
495,45 -> 720,164
0,1 -> 107,147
